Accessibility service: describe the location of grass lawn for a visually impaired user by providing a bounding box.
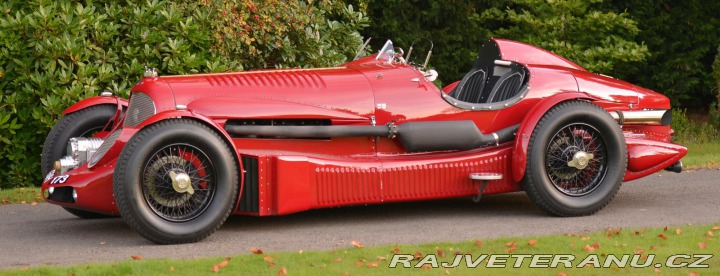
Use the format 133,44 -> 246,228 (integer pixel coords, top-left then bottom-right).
0,187 -> 42,205
2,223 -> 718,275
682,143 -> 720,170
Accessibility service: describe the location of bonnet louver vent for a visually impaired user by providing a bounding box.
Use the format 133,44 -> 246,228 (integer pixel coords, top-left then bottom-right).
206,71 -> 326,89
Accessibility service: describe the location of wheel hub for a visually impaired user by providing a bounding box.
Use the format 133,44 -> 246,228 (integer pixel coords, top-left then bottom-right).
567,151 -> 594,170
169,171 -> 194,195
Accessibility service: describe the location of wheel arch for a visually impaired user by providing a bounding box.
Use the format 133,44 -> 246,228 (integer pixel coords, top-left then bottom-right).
512,92 -> 602,183
133,110 -> 245,212
62,96 -> 128,115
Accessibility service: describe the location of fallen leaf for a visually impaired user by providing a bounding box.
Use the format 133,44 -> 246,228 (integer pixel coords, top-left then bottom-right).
251,247 -> 263,254
474,240 -> 484,246
664,226 -> 669,232
634,231 -> 641,236
169,266 -> 175,271
1,199 -> 8,204
445,269 -> 450,275
505,241 -> 516,247
581,236 -> 590,241
676,228 -> 683,235
592,242 -> 600,249
506,247 -> 516,253
654,268 -> 660,273
131,255 -> 142,260
421,264 -> 431,270
698,243 -> 707,249
649,246 -> 657,251
708,231 -> 715,237
658,234 -> 668,240
298,250 -> 304,254
414,251 -> 423,260
20,201 -> 26,204
376,256 -> 387,261
583,245 -> 596,252
712,226 -> 720,230
366,262 -> 379,268
391,247 -> 401,253
437,250 -> 446,258
342,273 -> 350,276
100,241 -> 106,245
333,257 -> 342,263
263,255 -> 273,262
278,267 -> 287,275
211,257 -> 231,273
634,247 -> 644,255
557,272 -> 569,276
689,272 -> 699,276
570,243 -> 574,249
350,241 -> 364,248
528,240 -> 537,246
354,261 -> 363,267
268,263 -> 276,268
31,202 -> 38,206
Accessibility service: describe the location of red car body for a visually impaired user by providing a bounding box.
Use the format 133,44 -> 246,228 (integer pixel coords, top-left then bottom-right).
42,39 -> 686,228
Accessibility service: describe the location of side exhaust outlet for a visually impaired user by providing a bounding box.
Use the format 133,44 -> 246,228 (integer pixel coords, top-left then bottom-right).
664,160 -> 682,173
610,110 -> 672,126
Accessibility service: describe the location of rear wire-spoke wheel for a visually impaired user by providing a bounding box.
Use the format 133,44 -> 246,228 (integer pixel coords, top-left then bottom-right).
524,101 -> 626,216
114,119 -> 238,244
545,123 -> 607,196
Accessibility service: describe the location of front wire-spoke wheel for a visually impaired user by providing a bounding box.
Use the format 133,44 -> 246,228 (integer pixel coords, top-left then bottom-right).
41,104 -> 118,219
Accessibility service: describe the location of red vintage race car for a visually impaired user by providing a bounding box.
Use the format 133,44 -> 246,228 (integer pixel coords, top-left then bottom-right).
41,38 -> 686,244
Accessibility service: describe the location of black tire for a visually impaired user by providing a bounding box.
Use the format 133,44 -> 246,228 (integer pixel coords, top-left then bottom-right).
113,119 -> 239,244
523,101 -> 626,216
41,104 -> 117,219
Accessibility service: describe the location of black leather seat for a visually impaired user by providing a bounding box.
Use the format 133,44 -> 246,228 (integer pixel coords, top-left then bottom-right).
487,68 -> 526,103
449,68 -> 487,103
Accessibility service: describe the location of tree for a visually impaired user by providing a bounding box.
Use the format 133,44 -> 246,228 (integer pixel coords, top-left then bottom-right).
355,0 -> 649,86
475,0 -> 648,73
603,0 -> 720,108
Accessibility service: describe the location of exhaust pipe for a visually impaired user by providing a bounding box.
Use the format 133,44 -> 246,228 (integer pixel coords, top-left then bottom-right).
610,110 -> 672,126
224,121 -> 518,152
664,160 -> 682,173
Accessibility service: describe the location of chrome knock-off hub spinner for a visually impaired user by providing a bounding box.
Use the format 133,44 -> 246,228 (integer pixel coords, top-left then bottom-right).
567,151 -> 594,170
169,171 -> 194,195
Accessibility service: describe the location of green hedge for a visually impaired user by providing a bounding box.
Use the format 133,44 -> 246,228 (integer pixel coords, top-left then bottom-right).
353,0 -> 648,89
0,0 -> 367,188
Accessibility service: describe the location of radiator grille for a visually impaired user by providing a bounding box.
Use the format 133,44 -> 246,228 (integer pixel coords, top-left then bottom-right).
123,92 -> 155,127
87,129 -> 121,168
238,156 -> 259,212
